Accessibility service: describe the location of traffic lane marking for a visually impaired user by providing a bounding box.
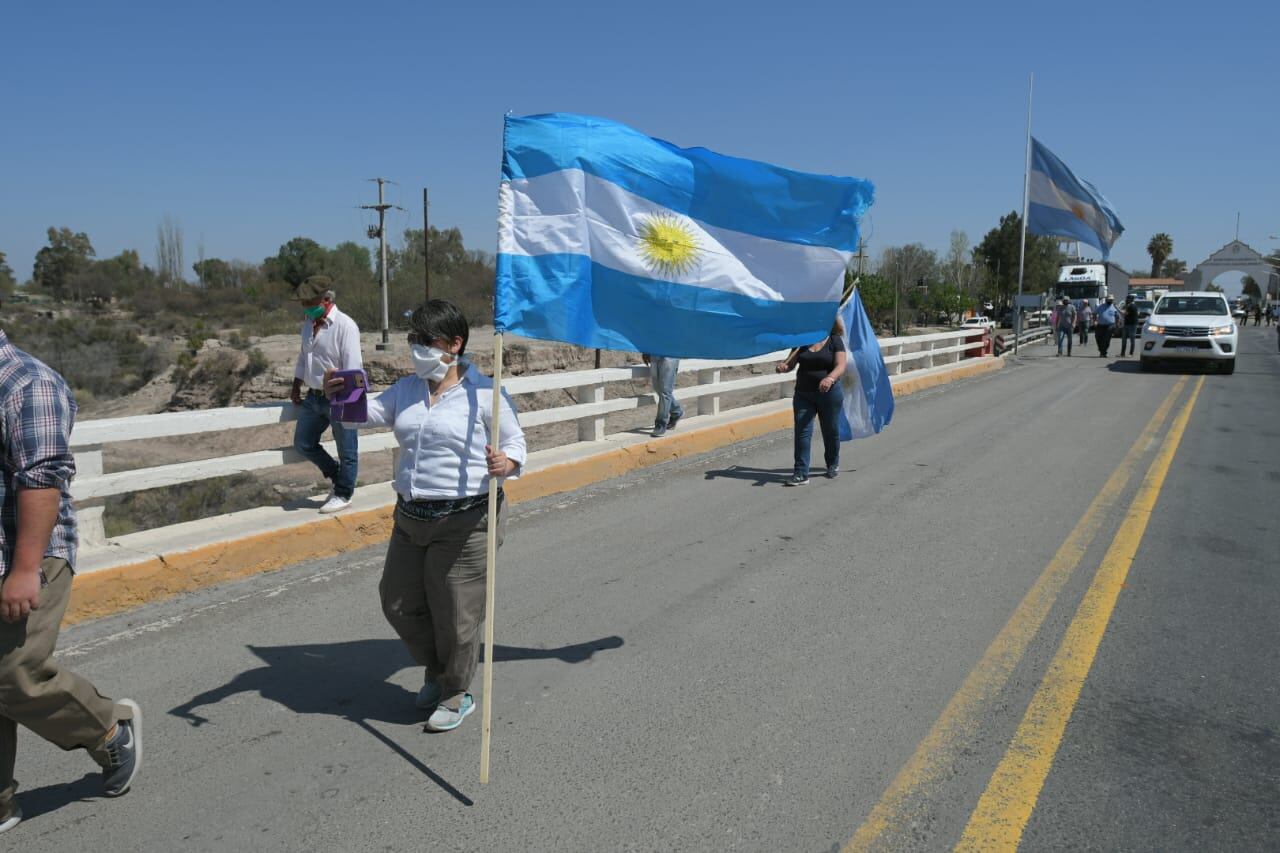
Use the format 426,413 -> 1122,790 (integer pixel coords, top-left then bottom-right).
954,376 -> 1204,851
845,376 -> 1189,852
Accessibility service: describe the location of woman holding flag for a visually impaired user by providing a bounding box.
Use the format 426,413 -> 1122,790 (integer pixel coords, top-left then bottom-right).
326,299 -> 526,732
776,316 -> 848,485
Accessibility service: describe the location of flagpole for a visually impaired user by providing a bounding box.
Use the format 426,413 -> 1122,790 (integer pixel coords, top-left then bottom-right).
1015,72 -> 1033,355
480,330 -> 502,784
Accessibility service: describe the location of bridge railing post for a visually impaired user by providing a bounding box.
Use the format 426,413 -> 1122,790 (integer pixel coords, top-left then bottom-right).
76,449 -> 107,547
577,380 -> 606,442
697,368 -> 721,416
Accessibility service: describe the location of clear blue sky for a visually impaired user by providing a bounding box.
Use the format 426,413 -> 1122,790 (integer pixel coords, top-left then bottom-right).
4,0 -> 1277,295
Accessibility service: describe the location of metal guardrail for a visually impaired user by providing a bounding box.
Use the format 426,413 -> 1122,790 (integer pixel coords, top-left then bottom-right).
994,327 -> 1052,355
70,329 -> 991,545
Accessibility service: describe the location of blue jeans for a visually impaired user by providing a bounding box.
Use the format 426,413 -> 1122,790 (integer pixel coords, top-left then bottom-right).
294,390 -> 358,499
1056,327 -> 1073,354
650,357 -> 683,426
1120,324 -> 1138,355
793,385 -> 844,478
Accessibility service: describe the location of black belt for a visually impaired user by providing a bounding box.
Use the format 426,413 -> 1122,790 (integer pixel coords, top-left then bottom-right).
396,490 -> 502,522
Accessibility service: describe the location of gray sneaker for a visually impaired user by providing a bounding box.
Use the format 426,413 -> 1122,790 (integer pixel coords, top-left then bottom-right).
415,679 -> 443,710
425,694 -> 475,732
667,410 -> 683,430
91,699 -> 142,797
784,474 -> 809,486
650,422 -> 667,438
0,801 -> 21,834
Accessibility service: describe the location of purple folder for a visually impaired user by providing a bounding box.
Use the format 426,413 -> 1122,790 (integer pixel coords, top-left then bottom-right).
329,369 -> 368,423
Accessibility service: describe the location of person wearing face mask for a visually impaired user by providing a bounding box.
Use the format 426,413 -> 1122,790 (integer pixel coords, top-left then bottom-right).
291,276 -> 363,514
327,299 -> 526,732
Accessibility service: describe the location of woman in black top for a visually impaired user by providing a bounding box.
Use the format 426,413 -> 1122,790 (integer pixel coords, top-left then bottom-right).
775,317 -> 848,485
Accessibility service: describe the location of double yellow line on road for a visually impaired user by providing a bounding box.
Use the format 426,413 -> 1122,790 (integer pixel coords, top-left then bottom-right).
846,375 -> 1202,852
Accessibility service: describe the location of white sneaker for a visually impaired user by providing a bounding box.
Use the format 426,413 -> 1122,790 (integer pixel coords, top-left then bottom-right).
0,802 -> 21,834
319,494 -> 351,514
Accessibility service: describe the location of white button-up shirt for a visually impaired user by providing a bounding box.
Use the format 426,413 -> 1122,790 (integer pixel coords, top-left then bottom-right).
294,305 -> 362,390
359,363 -> 527,500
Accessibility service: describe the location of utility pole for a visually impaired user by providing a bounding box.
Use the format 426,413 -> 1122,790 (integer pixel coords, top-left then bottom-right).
430,185 -> 435,302
362,178 -> 404,351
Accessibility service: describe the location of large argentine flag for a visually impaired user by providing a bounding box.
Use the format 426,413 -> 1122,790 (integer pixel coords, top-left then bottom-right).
837,290 -> 894,440
1027,138 -> 1124,259
495,113 -> 875,359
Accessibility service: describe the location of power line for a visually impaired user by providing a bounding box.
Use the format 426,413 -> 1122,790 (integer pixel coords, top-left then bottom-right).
361,178 -> 406,351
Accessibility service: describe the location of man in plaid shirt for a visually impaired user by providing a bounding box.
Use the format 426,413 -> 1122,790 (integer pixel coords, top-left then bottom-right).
0,325 -> 142,834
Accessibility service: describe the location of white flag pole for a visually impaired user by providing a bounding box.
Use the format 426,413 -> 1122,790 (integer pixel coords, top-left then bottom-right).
1014,72 -> 1034,355
480,331 -> 503,784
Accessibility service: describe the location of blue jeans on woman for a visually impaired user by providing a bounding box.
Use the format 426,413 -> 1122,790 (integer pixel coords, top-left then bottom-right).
793,384 -> 844,479
294,389 -> 359,499
1056,326 -> 1073,355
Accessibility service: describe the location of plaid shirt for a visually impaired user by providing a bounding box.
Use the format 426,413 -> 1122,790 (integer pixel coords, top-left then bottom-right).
0,329 -> 78,578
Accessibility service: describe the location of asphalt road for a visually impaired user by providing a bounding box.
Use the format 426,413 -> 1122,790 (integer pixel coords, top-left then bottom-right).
13,326 -> 1279,852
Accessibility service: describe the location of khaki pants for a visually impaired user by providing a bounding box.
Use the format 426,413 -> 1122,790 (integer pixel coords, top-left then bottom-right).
379,500 -> 505,702
0,558 -> 116,807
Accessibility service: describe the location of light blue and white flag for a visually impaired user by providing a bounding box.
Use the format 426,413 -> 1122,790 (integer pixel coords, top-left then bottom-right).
837,289 -> 894,441
1027,137 -> 1124,259
495,113 -> 875,359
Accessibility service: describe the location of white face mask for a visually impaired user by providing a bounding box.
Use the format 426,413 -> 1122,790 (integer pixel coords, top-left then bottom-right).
410,344 -> 453,382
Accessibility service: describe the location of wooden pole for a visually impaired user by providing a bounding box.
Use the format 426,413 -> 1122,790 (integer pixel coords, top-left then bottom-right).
479,332 -> 503,784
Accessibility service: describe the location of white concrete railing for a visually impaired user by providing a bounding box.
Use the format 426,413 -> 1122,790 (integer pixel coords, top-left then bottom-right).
69,330 -> 991,545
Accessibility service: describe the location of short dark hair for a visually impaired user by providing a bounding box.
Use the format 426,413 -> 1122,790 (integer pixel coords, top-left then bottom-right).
409,299 -> 469,356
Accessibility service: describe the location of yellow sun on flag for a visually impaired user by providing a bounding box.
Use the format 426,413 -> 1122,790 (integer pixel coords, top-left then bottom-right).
637,213 -> 701,277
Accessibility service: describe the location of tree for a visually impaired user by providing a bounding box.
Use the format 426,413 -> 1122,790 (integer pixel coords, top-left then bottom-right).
1146,233 -> 1173,278
1205,282 -> 1225,293
972,211 -> 1060,308
942,230 -> 984,320
1241,275 -> 1261,299
1161,258 -> 1187,278
0,251 -> 15,297
68,249 -> 157,302
878,243 -> 937,334
33,227 -> 96,300
264,237 -> 327,287
192,258 -> 238,289
156,214 -> 185,287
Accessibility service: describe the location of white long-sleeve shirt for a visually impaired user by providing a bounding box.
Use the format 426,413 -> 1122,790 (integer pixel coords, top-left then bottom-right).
294,306 -> 362,390
358,363 -> 527,500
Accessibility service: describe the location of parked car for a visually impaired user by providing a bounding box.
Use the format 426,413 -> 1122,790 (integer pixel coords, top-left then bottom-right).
960,316 -> 995,331
1141,292 -> 1237,374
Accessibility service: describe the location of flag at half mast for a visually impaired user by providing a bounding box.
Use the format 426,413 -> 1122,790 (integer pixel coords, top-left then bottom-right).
1027,137 -> 1124,259
495,113 -> 875,359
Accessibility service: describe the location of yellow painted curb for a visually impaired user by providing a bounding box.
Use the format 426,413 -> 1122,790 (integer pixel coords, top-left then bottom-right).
66,357 -> 1004,625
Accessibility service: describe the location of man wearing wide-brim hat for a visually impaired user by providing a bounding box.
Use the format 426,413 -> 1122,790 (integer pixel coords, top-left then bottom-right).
291,275 -> 363,513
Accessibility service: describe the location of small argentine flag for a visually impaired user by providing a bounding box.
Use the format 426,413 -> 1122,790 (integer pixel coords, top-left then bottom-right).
837,290 -> 894,441
495,113 -> 875,359
1026,138 -> 1124,259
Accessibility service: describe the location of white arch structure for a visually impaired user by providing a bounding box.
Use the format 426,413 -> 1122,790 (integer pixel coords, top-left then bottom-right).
1183,240 -> 1279,299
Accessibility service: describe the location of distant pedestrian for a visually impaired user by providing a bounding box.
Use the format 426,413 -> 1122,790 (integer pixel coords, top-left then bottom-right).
1119,293 -> 1140,357
776,316 -> 847,485
0,324 -> 143,836
329,300 -> 526,732
642,354 -> 684,438
291,275 -> 363,514
1266,305 -> 1274,326
1077,301 -> 1093,345
1094,295 -> 1120,357
1054,297 -> 1076,356
1253,306 -> 1262,326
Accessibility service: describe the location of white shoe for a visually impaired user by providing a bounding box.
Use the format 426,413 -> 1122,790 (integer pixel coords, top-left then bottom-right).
0,802 -> 21,834
319,494 -> 352,514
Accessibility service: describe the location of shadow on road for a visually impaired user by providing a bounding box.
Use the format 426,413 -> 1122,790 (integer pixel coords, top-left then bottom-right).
703,465 -> 794,486
168,635 -> 623,805
13,773 -> 100,824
